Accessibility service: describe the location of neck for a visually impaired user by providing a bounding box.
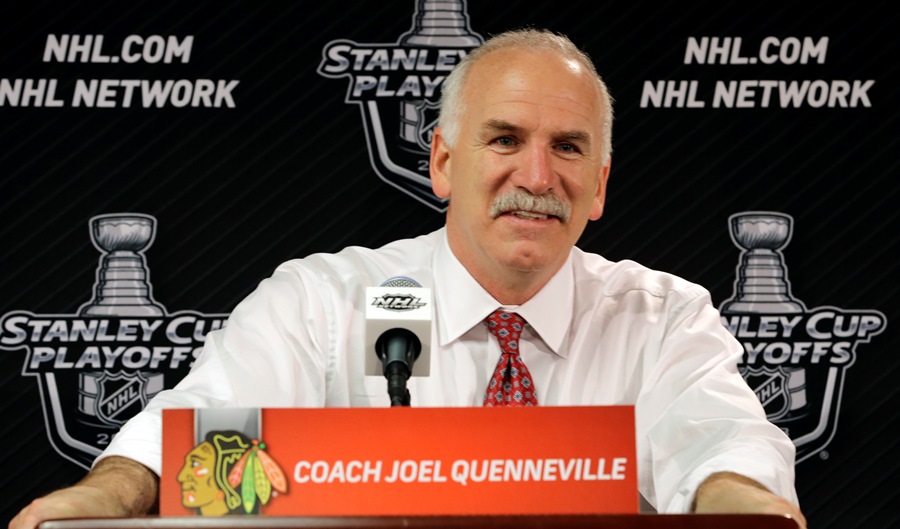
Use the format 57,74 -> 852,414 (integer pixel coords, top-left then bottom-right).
476,269 -> 551,305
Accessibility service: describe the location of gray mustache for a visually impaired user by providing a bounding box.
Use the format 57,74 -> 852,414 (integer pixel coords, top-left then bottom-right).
489,189 -> 572,223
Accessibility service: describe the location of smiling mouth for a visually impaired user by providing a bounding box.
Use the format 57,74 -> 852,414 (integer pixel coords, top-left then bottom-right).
504,210 -> 558,221
490,190 -> 571,223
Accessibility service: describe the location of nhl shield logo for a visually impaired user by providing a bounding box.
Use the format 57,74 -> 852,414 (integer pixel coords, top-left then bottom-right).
317,0 -> 483,211
720,211 -> 886,462
85,371 -> 161,427
742,366 -> 790,419
402,98 -> 441,152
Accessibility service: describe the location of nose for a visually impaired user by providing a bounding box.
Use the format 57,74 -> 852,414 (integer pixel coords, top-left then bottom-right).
513,143 -> 558,195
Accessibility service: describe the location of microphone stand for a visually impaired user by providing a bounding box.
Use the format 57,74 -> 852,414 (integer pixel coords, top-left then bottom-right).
385,363 -> 411,407
376,328 -> 421,407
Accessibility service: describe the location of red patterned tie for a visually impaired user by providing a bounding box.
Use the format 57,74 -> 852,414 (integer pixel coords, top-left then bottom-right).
483,310 -> 539,406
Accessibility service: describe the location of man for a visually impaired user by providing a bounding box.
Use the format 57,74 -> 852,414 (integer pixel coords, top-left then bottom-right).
10,28 -> 806,529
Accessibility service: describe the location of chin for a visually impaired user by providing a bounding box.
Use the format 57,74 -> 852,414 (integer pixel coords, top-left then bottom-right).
500,253 -> 555,273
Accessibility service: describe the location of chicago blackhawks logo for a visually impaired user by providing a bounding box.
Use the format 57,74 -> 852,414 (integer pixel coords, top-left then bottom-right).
177,431 -> 288,516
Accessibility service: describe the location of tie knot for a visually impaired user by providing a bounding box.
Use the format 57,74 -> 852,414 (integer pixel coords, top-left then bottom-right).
485,310 -> 526,353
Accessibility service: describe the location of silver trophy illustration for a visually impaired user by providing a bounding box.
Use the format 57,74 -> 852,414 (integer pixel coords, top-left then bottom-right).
722,212 -> 808,420
398,0 -> 482,47
721,212 -> 805,314
79,213 -> 165,317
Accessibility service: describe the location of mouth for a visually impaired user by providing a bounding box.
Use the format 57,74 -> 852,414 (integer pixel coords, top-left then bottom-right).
490,190 -> 571,223
502,210 -> 560,222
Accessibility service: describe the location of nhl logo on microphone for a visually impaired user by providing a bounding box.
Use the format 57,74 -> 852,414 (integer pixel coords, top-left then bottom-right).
371,293 -> 427,311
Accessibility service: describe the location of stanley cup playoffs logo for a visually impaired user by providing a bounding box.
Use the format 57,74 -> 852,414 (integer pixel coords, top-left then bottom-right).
317,0 -> 483,211
719,211 -> 886,463
0,213 -> 229,469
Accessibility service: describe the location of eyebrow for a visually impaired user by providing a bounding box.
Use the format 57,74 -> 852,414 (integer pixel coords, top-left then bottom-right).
482,119 -> 523,137
556,130 -> 592,146
481,119 -> 592,146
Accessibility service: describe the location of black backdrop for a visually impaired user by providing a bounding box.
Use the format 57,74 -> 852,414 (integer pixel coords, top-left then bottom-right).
1,1 -> 897,527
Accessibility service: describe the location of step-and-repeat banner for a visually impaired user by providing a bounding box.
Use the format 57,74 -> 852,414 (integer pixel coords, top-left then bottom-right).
1,1 -> 896,527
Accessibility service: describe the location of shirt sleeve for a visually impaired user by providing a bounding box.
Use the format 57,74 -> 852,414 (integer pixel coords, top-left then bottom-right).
95,262 -> 333,475
635,289 -> 799,512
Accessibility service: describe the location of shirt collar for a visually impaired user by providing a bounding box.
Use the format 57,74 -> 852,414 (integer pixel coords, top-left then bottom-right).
433,228 -> 574,357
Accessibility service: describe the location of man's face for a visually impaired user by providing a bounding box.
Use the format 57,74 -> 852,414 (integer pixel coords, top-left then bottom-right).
431,48 -> 610,295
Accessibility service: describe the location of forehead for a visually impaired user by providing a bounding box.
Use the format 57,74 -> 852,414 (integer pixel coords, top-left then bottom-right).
462,48 -> 603,136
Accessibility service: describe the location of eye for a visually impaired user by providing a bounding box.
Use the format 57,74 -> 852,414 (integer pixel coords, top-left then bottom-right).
493,136 -> 517,147
556,142 -> 580,154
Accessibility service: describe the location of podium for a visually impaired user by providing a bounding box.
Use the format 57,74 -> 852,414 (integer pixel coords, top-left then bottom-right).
161,407 -> 640,517
39,514 -> 800,529
143,407 -> 799,528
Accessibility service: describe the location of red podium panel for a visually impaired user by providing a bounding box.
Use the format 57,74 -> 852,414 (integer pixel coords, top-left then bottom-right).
161,407 -> 637,517
39,514 -> 801,529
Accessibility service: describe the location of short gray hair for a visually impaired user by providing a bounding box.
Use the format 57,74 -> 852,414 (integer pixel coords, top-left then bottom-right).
438,28 -> 614,165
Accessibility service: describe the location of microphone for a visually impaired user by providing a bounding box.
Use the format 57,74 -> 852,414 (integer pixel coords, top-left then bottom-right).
364,276 -> 432,407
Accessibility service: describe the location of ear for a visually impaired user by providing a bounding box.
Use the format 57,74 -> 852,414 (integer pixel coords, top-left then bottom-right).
430,127 -> 451,199
589,159 -> 612,221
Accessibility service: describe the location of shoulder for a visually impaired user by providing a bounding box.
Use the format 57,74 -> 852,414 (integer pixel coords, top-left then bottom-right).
292,229 -> 440,281
571,247 -> 711,305
261,229 -> 442,298
569,248 -> 732,353
228,229 -> 443,324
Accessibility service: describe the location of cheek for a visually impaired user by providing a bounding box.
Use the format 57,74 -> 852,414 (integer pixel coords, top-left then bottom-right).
563,173 -> 600,204
194,467 -> 210,478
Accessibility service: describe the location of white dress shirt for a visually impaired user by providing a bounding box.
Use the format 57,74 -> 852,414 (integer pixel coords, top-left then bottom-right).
100,227 -> 798,512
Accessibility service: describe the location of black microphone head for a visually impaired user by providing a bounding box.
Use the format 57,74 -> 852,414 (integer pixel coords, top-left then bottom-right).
380,276 -> 422,288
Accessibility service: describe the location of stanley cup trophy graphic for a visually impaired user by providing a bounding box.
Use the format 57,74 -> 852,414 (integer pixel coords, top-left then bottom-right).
399,0 -> 481,49
79,213 -> 165,317
360,0 -> 482,209
720,212 -> 804,314
721,212 -> 809,421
